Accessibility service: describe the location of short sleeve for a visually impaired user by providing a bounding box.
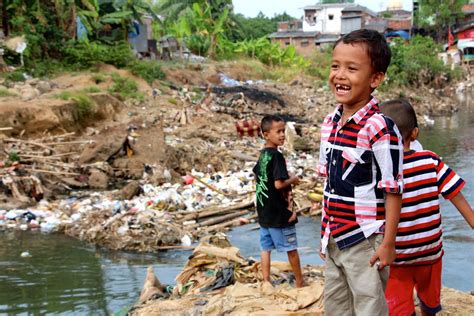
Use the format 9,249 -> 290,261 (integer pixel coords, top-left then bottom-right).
317,115 -> 332,177
272,152 -> 289,181
369,115 -> 404,193
435,155 -> 465,200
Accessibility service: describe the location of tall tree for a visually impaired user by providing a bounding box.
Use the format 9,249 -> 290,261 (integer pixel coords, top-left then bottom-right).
417,0 -> 467,40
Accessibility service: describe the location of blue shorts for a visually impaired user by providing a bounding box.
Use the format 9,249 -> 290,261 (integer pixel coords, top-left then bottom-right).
260,225 -> 298,252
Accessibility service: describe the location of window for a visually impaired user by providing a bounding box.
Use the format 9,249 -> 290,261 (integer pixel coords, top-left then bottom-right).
285,41 -> 290,46
328,14 -> 334,20
313,16 -> 317,22
301,40 -> 309,47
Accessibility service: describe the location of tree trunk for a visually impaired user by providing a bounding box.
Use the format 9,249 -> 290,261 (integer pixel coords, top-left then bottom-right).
1,0 -> 9,36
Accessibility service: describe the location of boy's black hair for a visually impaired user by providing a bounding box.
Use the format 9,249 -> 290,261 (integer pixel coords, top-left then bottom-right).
261,115 -> 285,133
334,29 -> 391,74
380,99 -> 418,141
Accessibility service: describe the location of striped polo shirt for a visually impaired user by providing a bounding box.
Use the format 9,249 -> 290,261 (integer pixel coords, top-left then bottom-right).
393,150 -> 465,265
317,97 -> 404,254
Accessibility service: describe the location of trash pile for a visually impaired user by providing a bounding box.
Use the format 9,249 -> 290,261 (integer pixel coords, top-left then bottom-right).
0,159 -> 324,252
131,234 -> 325,315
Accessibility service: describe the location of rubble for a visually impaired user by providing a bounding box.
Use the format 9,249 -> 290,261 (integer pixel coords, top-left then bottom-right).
131,236 -> 474,315
131,235 -> 325,315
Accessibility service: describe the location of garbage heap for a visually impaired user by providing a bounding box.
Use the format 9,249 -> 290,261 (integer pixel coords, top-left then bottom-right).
0,153 -> 324,252
132,234 -> 325,315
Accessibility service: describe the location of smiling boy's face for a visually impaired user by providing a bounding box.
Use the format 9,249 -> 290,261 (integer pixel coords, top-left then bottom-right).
329,42 -> 384,112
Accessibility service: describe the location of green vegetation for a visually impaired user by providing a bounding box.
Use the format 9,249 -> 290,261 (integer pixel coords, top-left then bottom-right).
63,41 -> 134,69
55,91 -> 94,120
91,73 -> 107,84
0,0 -> 463,92
81,86 -> 102,93
108,74 -> 144,101
8,151 -> 20,162
4,70 -> 26,82
385,36 -> 451,87
417,0 -> 465,35
127,60 -> 166,84
0,87 -> 18,97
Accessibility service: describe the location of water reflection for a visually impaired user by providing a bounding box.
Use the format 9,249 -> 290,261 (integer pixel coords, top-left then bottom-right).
0,230 -> 108,315
0,230 -> 189,315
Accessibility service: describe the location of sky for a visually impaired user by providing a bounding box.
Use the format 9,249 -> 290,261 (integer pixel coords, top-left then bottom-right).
233,0 -> 413,18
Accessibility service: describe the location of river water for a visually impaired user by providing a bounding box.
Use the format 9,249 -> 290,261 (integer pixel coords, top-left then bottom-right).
1,94 -> 473,315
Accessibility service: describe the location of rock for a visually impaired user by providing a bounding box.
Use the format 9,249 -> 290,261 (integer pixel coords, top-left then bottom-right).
21,87 -> 40,101
88,169 -> 109,189
79,134 -> 125,164
62,177 -> 88,189
36,81 -> 52,94
120,181 -> 141,200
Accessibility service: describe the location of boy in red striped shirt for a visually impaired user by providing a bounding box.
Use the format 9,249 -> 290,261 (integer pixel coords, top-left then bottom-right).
317,29 -> 404,315
381,99 -> 474,316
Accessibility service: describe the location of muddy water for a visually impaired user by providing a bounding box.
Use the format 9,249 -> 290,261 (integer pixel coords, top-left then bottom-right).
1,94 -> 473,315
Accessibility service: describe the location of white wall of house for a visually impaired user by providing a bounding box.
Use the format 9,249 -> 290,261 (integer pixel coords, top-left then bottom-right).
303,7 -> 344,33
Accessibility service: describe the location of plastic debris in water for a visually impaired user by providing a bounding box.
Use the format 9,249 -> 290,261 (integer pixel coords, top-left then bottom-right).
20,251 -> 31,258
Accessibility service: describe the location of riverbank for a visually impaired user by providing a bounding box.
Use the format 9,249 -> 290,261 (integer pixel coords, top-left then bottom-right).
0,60 -> 470,252
129,237 -> 474,315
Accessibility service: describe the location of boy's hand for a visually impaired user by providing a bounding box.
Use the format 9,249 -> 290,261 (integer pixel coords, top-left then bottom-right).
319,250 -> 326,261
369,242 -> 396,270
290,175 -> 300,185
288,211 -> 297,223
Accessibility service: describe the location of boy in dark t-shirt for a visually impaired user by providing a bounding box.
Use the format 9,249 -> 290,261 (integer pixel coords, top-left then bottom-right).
253,115 -> 304,288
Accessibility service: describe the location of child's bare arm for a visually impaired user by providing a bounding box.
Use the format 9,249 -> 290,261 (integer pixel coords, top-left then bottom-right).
369,192 -> 401,269
450,192 -> 474,229
274,176 -> 299,190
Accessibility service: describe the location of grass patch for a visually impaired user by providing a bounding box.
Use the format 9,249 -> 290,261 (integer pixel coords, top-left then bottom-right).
91,73 -> 107,84
168,98 -> 177,105
81,86 -> 101,93
0,86 -> 17,97
127,60 -> 166,84
55,91 -> 93,120
3,70 -> 26,82
108,73 -> 144,101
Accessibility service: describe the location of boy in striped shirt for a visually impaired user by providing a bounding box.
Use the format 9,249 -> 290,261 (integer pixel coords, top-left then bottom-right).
381,99 -> 474,316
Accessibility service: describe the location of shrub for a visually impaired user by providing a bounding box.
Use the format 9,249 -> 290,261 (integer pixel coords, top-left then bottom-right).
55,91 -> 93,120
4,70 -> 26,82
108,74 -> 144,101
127,60 -> 166,84
386,36 -> 448,87
306,48 -> 332,81
63,41 -> 134,69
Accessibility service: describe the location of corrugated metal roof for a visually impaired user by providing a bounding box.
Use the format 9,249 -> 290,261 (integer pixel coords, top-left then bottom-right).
269,31 -> 319,39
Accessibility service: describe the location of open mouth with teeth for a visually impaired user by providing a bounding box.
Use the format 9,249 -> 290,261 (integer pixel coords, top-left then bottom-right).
335,83 -> 351,95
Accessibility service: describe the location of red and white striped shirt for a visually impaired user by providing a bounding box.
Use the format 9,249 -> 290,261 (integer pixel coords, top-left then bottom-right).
393,150 -> 465,265
318,97 -> 404,254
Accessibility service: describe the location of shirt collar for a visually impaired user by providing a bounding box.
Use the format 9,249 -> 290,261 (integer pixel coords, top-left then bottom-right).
331,96 -> 379,125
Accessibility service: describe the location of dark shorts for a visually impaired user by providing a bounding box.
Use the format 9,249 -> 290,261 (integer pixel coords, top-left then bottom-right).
260,225 -> 298,252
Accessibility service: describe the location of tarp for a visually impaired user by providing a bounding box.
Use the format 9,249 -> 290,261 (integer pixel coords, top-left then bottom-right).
385,30 -> 410,40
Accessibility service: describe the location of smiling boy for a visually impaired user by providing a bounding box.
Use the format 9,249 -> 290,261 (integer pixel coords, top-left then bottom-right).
317,29 -> 404,315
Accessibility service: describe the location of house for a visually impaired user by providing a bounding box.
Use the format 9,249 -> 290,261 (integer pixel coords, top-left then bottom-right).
302,3 -> 376,34
340,5 -> 378,34
453,4 -> 474,40
269,3 -> 375,55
